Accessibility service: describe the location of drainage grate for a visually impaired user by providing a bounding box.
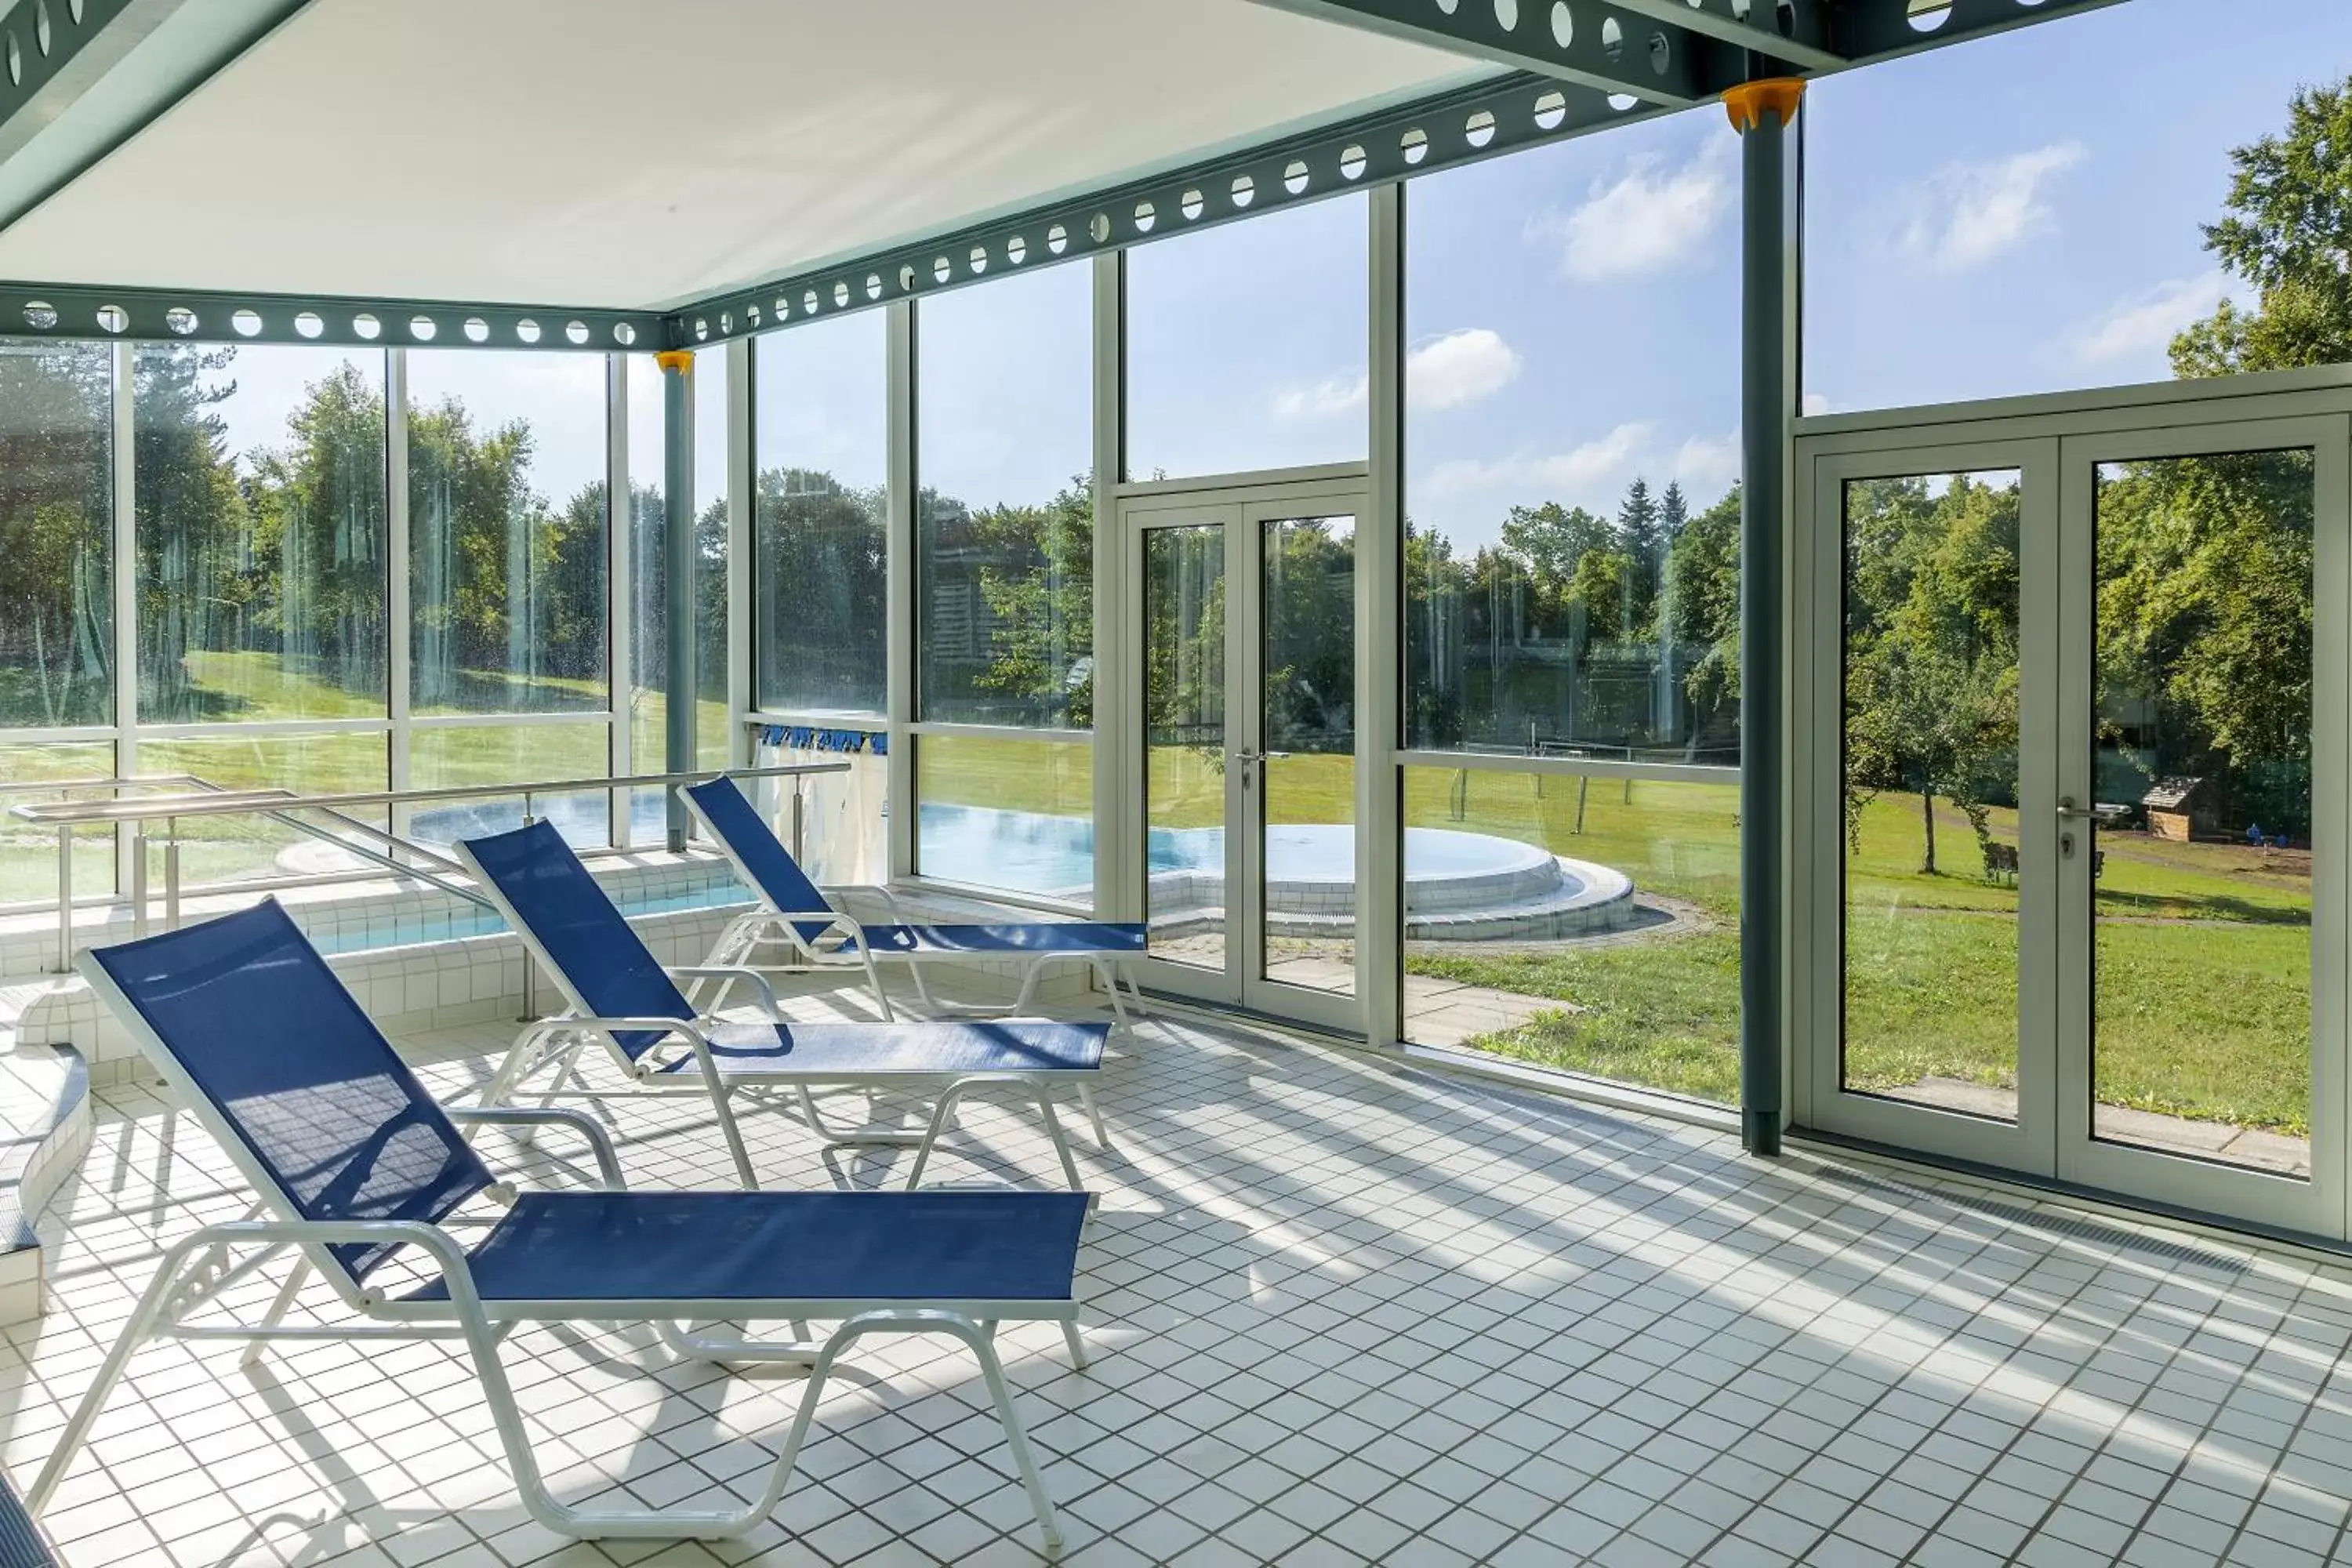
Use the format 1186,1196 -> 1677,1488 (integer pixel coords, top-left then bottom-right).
1817,1166 -> 2249,1276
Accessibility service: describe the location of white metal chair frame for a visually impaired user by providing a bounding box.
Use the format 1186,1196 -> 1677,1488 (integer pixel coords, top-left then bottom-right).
456,839 -> 1109,1192
30,959 -> 1083,1551
680,786 -> 1145,1029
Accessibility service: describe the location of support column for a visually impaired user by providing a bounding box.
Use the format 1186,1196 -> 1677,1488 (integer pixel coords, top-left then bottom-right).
657,348 -> 695,850
1727,76 -> 1802,1158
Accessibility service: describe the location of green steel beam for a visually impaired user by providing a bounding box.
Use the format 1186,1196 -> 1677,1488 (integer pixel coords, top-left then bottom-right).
0,281 -> 659,352
0,0 -> 314,234
1831,0 -> 2131,63
1250,0 -> 1724,107
661,71 -> 1671,351
1608,0 -> 1845,72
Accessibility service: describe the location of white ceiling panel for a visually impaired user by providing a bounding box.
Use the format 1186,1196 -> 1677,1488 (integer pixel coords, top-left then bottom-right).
0,0 -> 1483,307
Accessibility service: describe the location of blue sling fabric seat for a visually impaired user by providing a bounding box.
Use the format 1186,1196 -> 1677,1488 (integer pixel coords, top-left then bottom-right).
31,899 -> 1086,1552
679,775 -> 1146,1024
456,819 -> 1112,1192
405,1189 -> 1083,1305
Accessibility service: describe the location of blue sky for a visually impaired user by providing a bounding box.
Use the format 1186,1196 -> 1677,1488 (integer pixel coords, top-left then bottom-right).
201,0 -> 2352,555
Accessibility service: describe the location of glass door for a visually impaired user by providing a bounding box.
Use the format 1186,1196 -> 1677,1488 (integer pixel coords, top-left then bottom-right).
1126,483 -> 1365,1027
1803,412 -> 2350,1237
1809,440 -> 2059,1171
2054,420 -> 2347,1236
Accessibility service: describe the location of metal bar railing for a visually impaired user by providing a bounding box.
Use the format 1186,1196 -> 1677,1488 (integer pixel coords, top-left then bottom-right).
16,762 -> 847,973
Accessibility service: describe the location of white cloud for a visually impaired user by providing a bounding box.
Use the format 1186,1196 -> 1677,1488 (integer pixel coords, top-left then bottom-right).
1671,430 -> 1740,498
1274,327 -> 1523,420
1272,372 -> 1367,420
1801,392 -> 1838,418
1407,328 -> 1522,410
2070,270 -> 2247,364
1882,142 -> 2085,271
1533,133 -> 1736,282
1422,421 -> 1655,501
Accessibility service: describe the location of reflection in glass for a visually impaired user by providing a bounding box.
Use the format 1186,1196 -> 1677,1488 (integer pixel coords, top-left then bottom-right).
1261,516 -> 1356,995
408,350 -> 608,715
139,731 -> 389,886
136,344 -> 388,724
408,724 -> 613,849
0,343 -> 112,729
914,735 -> 1094,902
1126,194 -> 1367,481
916,265 -> 1093,727
1143,524 -> 1225,969
1401,766 -> 1740,1104
1840,470 -> 2023,1122
0,742 -> 116,903
753,313 -> 887,715
2091,449 -> 2313,1176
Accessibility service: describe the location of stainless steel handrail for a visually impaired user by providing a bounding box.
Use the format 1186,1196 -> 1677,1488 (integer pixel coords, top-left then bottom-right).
20,762 -> 848,972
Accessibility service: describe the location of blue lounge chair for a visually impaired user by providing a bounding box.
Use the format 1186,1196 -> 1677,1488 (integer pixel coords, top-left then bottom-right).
679,775 -> 1146,1025
29,899 -> 1086,1550
456,820 -> 1109,1192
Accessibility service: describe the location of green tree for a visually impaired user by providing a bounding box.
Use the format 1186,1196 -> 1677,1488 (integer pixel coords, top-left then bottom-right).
2172,78 -> 2352,375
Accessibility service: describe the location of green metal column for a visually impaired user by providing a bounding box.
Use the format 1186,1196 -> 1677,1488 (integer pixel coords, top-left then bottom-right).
1730,78 -> 1802,1157
658,350 -> 695,850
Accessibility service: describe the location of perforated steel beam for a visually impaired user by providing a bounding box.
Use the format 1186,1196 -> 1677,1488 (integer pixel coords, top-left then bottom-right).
1607,0 -> 1843,71
1831,0 -> 2130,63
1251,0 -> 1720,107
0,281 -> 658,352
662,71 -> 1670,350
0,0 -> 313,234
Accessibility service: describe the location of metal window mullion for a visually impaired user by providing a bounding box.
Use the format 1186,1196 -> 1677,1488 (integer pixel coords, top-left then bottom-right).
606,353 -> 632,846
885,301 -> 915,882
1089,252 -> 1124,923
111,337 -> 136,898
727,336 -> 753,766
1361,181 -> 1404,1052
387,347 -> 412,834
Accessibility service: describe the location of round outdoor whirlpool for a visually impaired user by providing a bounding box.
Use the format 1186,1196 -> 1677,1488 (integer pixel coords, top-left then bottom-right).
916,806 -> 1637,941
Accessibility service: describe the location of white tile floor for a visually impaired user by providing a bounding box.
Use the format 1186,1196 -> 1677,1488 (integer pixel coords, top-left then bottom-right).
9,1001 -> 2352,1567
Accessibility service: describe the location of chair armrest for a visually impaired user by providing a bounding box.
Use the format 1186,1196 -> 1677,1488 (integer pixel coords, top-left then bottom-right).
182,1218 -> 485,1311
764,908 -> 873,956
823,883 -> 909,922
447,1105 -> 623,1189
670,964 -> 782,1020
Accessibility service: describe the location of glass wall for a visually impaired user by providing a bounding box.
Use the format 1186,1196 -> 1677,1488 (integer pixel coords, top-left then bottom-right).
753,313 -> 887,717
915,263 -> 1092,727
1398,108 -> 1742,1105
0,741 -> 116,904
1406,111 -> 1740,762
0,343 -> 113,731
407,349 -> 608,716
1126,193 -> 1369,481
134,343 -> 389,724
913,735 -> 1094,900
1805,0 -> 2352,409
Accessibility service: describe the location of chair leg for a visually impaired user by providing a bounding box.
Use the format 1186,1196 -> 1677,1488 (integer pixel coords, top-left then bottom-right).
1075,1082 -> 1112,1152
708,1085 -> 759,1189
236,1256 -> 314,1368
1034,1085 -> 1082,1192
1060,1319 -> 1090,1372
27,1228 -> 216,1513
1092,959 -> 1131,1029
966,1323 -> 1065,1555
901,1082 -> 969,1190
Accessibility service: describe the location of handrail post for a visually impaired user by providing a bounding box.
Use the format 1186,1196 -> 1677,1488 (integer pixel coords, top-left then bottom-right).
129,835 -> 149,939
53,824 -> 72,974
163,826 -> 181,932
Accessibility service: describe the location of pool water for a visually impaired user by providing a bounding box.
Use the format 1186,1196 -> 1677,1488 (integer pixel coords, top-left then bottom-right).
914,804 -> 1554,896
